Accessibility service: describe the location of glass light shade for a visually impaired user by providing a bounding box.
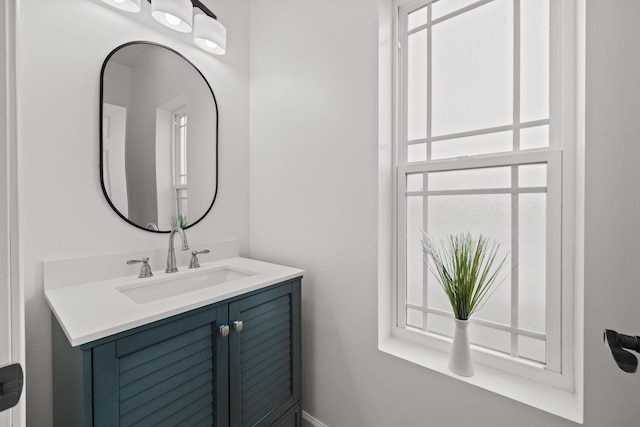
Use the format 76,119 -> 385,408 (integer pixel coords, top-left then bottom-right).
151,0 -> 193,33
101,0 -> 141,13
194,14 -> 227,55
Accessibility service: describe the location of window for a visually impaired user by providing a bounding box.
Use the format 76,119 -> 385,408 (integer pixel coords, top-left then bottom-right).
173,110 -> 188,219
393,0 -> 576,388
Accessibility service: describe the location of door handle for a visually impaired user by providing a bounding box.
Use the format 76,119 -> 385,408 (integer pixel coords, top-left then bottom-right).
0,363 -> 23,412
604,329 -> 640,373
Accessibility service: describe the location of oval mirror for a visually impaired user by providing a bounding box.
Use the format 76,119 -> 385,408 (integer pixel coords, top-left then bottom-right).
100,41 -> 218,232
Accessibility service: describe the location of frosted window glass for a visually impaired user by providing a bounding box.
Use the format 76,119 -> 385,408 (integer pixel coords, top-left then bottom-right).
429,315 -> 512,356
407,173 -> 424,192
408,5 -> 428,30
427,194 -> 511,244
408,30 -> 427,141
521,0 -> 550,122
432,0 -> 484,20
429,166 -> 511,191
406,196 -> 424,306
427,269 -> 452,312
469,324 -> 511,354
519,336 -> 546,363
472,272 -> 511,326
427,194 -> 512,325
431,131 -> 513,159
519,163 -> 547,188
427,313 -> 454,337
408,143 -> 427,162
518,194 -> 546,333
431,0 -> 513,135
407,308 -> 424,329
520,125 -> 549,150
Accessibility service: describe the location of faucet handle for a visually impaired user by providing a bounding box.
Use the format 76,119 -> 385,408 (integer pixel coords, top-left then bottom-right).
189,250 -> 210,269
127,257 -> 153,278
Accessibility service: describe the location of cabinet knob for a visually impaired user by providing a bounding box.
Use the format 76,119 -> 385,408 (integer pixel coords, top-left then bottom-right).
219,325 -> 230,337
234,321 -> 244,332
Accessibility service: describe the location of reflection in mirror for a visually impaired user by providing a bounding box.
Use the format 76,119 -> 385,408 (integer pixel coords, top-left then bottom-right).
100,42 -> 218,232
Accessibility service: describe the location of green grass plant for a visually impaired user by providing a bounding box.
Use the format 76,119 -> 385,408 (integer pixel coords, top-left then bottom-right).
169,213 -> 188,229
421,231 -> 508,321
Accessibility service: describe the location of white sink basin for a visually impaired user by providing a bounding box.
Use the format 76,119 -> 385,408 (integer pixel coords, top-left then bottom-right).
118,266 -> 257,304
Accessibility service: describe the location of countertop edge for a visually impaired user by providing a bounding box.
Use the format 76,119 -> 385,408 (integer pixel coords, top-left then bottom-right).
67,272 -> 304,347
45,257 -> 304,347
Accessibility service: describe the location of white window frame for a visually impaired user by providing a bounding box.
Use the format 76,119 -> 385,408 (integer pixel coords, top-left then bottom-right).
172,109 -> 188,218
391,0 -> 577,392
173,109 -> 188,187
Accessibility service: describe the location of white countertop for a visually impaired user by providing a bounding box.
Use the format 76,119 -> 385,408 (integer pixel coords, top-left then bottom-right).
45,257 -> 304,347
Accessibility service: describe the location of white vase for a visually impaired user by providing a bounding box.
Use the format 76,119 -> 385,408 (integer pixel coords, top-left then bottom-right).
449,318 -> 474,377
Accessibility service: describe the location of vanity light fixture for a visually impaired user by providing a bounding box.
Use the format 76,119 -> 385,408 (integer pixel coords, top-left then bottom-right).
100,0 -> 227,55
193,14 -> 226,55
151,0 -> 193,33
101,0 -> 141,12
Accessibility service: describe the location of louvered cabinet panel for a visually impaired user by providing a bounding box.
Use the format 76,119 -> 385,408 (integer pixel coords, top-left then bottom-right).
92,304 -> 229,427
229,281 -> 301,427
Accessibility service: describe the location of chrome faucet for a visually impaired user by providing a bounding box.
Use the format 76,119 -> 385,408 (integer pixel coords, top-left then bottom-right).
166,226 -> 189,273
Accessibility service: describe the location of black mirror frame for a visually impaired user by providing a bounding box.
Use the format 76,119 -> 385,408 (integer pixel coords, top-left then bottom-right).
99,41 -> 219,233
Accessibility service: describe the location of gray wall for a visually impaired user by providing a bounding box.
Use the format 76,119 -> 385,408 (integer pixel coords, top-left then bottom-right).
583,1 -> 640,425
15,0 -> 640,425
102,61 -> 132,108
17,0 -> 249,424
249,0 -> 640,426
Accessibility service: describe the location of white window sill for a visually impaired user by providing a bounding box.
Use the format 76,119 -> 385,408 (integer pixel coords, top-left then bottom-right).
378,335 -> 583,424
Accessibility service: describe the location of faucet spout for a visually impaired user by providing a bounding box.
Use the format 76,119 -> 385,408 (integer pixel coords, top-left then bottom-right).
166,226 -> 189,273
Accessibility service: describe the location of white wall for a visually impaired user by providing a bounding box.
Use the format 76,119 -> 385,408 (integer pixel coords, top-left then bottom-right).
249,1 -> 640,426
17,0 -> 249,424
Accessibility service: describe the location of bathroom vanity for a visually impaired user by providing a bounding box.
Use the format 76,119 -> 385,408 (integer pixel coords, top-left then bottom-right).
54,37 -> 302,425
46,257 -> 303,427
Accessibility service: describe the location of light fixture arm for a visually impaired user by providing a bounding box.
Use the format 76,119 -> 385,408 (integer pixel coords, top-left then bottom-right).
145,0 -> 217,20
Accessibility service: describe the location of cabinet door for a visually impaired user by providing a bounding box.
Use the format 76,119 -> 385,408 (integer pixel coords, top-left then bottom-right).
229,280 -> 301,427
270,404 -> 301,427
92,305 -> 229,427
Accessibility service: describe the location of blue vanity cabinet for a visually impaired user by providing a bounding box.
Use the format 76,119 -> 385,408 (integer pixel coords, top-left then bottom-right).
52,278 -> 301,427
